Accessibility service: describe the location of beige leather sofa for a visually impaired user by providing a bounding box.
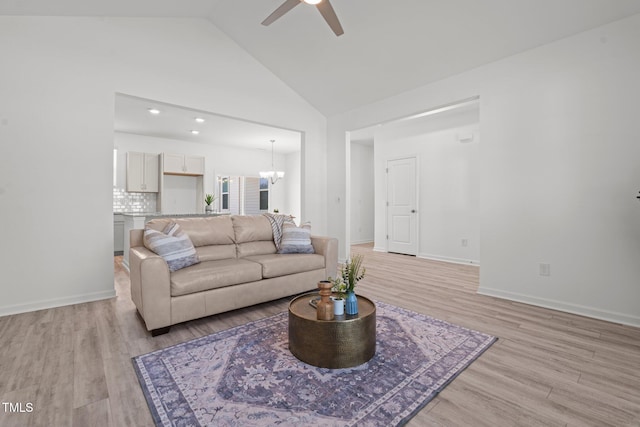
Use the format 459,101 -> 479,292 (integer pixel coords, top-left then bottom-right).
129,215 -> 338,335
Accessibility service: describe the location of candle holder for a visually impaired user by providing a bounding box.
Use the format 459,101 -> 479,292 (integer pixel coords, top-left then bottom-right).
316,280 -> 335,321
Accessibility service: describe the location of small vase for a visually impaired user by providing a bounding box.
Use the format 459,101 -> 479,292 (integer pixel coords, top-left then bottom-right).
345,291 -> 358,315
205,205 -> 213,213
331,297 -> 344,316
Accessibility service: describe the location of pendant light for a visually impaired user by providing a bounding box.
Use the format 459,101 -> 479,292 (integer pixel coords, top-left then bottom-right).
259,140 -> 285,184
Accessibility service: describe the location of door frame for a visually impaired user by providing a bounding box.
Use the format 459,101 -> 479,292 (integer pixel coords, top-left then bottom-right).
385,155 -> 419,255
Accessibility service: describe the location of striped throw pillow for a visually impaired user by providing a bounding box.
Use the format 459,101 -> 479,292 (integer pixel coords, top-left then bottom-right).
143,222 -> 200,272
278,222 -> 315,254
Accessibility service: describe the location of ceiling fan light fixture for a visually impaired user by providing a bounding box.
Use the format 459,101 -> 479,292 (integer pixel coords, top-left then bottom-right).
262,0 -> 342,36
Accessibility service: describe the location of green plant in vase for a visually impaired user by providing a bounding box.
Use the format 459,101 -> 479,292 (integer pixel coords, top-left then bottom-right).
330,254 -> 365,315
204,194 -> 216,212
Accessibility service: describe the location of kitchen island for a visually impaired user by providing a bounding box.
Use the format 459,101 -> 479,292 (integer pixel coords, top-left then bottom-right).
120,212 -> 228,271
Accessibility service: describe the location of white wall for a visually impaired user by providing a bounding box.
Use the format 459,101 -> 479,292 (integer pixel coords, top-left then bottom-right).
350,143 -> 375,244
328,14 -> 640,326
162,175 -> 200,214
283,151 -> 302,222
0,17 -> 326,316
374,109 -> 480,264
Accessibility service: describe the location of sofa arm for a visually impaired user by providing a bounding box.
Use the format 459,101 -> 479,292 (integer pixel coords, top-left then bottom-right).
129,246 -> 172,331
311,236 -> 338,280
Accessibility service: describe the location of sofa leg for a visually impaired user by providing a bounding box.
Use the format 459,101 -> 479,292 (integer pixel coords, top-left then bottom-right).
151,326 -> 171,336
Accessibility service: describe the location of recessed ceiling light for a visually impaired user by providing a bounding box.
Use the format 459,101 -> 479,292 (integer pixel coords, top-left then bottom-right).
190,130 -> 200,135
304,0 -> 322,4
194,117 -> 205,123
148,108 -> 160,115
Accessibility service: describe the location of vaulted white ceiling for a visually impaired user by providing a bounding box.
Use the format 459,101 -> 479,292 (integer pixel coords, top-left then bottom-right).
115,94 -> 302,154
3,0 -> 640,116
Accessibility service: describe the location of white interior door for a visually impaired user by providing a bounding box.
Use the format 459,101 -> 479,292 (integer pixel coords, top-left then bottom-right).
387,157 -> 417,255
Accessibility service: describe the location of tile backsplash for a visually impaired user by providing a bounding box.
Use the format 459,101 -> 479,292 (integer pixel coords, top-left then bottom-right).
113,187 -> 157,213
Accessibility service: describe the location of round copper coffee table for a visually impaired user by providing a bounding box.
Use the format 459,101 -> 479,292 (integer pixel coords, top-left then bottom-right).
288,292 -> 376,369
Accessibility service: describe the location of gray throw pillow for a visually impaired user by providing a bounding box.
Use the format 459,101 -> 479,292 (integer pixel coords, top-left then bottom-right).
278,222 -> 315,254
143,222 -> 200,272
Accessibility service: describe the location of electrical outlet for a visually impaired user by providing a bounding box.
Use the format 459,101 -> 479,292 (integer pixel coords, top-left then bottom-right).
461,239 -> 468,247
539,263 -> 551,277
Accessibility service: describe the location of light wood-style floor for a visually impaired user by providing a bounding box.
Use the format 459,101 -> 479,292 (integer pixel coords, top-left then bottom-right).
1,244 -> 639,426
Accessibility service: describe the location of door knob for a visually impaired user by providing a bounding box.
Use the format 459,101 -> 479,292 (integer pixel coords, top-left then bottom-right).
411,209 -> 416,213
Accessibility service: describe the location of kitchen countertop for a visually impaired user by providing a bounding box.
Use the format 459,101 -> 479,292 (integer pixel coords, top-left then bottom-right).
114,212 -> 159,217
114,212 -> 158,216
116,212 -> 227,217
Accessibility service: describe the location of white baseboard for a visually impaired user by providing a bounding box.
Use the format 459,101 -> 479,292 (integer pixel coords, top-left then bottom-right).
369,249 -> 479,266
418,253 -> 480,266
0,289 -> 116,317
351,239 -> 374,245
478,287 -> 640,328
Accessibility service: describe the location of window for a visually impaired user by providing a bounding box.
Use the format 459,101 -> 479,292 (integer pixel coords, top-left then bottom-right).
259,178 -> 269,211
217,175 -> 268,215
221,177 -> 229,211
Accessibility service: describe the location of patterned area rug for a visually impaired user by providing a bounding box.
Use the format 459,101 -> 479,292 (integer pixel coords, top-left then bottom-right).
133,301 -> 496,426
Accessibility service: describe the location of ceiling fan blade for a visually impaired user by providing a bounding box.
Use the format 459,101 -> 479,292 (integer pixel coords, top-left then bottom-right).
316,0 -> 344,36
262,0 -> 301,26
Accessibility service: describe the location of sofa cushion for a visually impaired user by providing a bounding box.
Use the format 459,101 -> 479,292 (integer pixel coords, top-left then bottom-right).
236,241 -> 277,258
245,253 -> 326,279
196,244 -> 237,262
170,259 -> 263,297
279,222 -> 314,254
232,215 -> 279,258
146,216 -> 235,247
232,215 -> 273,243
143,222 -> 200,272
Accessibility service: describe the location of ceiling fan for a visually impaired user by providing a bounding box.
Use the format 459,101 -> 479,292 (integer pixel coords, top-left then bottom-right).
262,0 -> 344,36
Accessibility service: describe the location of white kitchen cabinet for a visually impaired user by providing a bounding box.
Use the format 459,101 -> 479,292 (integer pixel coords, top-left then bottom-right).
126,152 -> 159,192
162,153 -> 204,176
